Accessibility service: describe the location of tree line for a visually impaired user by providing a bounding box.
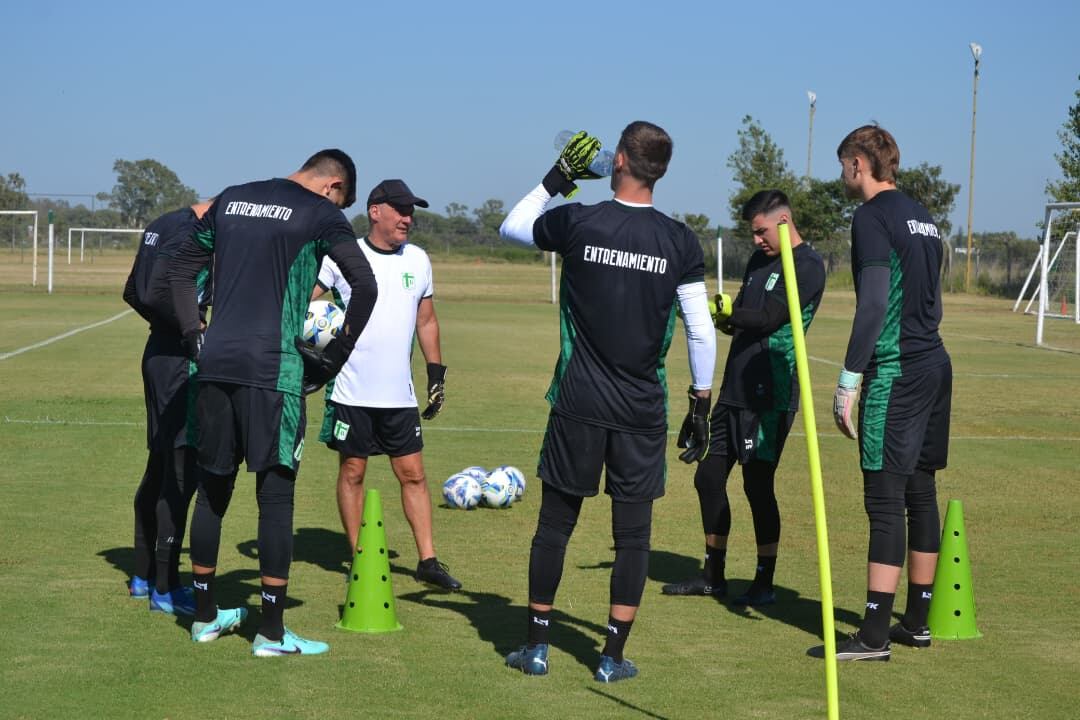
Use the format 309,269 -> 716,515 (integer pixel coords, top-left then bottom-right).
5,78 -> 1080,296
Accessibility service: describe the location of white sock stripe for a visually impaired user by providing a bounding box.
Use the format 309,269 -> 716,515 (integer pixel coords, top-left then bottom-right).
0,310 -> 134,361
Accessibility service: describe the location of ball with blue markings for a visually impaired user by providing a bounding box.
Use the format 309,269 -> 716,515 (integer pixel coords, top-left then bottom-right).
442,472 -> 482,510
481,467 -> 516,508
302,300 -> 345,349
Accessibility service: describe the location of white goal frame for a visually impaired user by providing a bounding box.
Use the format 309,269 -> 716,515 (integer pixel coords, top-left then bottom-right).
67,227 -> 144,263
0,210 -> 40,285
1012,202 -> 1080,346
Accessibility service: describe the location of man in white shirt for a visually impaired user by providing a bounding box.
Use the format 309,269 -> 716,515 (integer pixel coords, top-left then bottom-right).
313,179 -> 460,591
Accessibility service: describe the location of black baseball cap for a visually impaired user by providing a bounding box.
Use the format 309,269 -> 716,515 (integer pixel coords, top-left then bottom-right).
367,179 -> 429,209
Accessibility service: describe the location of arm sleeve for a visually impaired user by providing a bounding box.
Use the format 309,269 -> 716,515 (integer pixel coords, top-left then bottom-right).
676,281 -> 716,390
842,264 -> 890,372
165,229 -> 213,336
326,238 -> 377,351
122,265 -> 154,323
499,183 -> 552,247
726,298 -> 790,335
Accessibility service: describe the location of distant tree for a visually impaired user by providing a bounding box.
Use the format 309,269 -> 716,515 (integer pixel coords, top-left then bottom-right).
109,159 -> 198,227
1,172 -> 29,209
350,212 -> 370,238
473,198 -> 506,246
726,116 -> 799,229
1047,74 -> 1080,203
896,163 -> 960,239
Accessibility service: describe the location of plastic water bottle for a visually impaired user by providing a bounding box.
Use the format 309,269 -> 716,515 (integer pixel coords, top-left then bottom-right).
554,130 -> 615,177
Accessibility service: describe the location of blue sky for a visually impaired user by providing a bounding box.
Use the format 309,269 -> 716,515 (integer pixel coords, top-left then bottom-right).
2,0 -> 1077,237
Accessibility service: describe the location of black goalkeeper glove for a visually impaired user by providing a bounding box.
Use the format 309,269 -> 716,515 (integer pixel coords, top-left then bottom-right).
293,336 -> 351,396
542,130 -> 602,199
181,329 -> 203,363
676,387 -> 712,464
420,363 -> 446,420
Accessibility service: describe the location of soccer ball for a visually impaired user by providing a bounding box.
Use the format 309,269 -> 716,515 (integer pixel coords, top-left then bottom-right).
461,466 -> 488,484
481,468 -> 515,508
302,300 -> 345,349
442,472 -> 482,510
496,465 -> 526,500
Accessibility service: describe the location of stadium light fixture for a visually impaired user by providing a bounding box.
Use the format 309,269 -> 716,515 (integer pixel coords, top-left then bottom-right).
806,91 -> 817,181
965,43 -> 982,292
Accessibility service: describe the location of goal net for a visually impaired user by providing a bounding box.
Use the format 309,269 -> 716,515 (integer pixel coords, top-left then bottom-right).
1012,202 -> 1080,346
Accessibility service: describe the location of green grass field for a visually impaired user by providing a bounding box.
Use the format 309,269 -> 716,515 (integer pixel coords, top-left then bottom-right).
1,253 -> 1078,719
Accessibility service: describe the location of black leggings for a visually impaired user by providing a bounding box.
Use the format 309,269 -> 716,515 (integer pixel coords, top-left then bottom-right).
864,469 -> 940,566
528,483 -> 652,606
133,447 -> 198,584
693,454 -> 781,546
189,465 -> 296,579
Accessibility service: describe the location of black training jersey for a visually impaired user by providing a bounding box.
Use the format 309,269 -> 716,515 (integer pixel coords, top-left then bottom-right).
174,179 -> 357,395
123,207 -> 209,332
533,200 -> 706,433
849,190 -> 947,375
719,244 -> 825,413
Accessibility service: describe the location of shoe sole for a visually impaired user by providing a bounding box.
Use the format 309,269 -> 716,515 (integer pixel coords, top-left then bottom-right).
837,651 -> 890,661
253,645 -> 329,657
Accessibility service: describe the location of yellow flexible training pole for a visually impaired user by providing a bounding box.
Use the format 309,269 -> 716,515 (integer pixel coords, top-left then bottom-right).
777,222 -> 838,720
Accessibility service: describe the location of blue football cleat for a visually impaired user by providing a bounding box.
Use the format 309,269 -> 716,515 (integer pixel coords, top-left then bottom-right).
149,587 -> 196,616
252,628 -> 330,657
128,576 -> 152,598
594,655 -> 638,683
505,643 -> 549,675
191,607 -> 248,643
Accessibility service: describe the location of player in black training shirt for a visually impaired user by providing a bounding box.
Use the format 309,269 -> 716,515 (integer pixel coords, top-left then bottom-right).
167,149 -> 378,656
810,126 -> 952,662
500,122 -> 717,683
122,200 -> 211,615
662,190 -> 825,607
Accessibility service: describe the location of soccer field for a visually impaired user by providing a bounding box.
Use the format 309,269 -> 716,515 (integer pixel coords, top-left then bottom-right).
1,254 -> 1077,720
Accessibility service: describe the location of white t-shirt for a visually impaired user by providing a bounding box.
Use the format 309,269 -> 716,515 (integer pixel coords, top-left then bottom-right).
317,238 -> 434,408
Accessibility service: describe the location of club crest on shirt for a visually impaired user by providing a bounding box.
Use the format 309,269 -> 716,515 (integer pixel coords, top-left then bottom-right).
401,272 -> 415,290
765,272 -> 779,291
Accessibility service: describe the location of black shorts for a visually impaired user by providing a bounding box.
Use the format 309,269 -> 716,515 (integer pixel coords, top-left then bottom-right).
537,412 -> 667,502
859,357 -> 952,474
707,404 -> 795,465
195,382 -> 306,475
318,402 -> 423,458
141,331 -> 196,452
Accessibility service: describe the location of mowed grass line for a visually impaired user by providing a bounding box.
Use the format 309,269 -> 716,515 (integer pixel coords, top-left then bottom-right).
0,255 -> 1078,719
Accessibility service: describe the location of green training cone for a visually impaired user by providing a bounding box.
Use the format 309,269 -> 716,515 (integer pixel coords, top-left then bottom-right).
337,489 -> 403,633
928,499 -> 982,639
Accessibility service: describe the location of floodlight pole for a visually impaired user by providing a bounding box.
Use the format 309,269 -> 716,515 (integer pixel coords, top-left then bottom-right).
806,91 -> 817,181
964,43 -> 981,292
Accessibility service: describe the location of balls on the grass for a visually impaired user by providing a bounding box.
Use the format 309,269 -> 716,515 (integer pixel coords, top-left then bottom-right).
461,465 -> 488,484
442,472 -> 482,510
480,469 -> 514,508
302,300 -> 345,349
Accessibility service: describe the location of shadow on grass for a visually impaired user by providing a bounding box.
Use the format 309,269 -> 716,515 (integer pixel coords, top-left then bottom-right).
398,585 -> 608,673
236,527 -> 399,577
585,687 -> 671,720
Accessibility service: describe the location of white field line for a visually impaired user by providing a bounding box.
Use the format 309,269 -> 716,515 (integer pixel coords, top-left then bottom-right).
2,416 -> 1074,442
0,310 -> 134,361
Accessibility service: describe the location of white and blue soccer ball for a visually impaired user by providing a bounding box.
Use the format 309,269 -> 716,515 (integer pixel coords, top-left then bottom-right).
495,465 -> 526,501
461,466 -> 488,484
302,300 -> 345,349
481,467 -> 516,508
442,472 -> 482,510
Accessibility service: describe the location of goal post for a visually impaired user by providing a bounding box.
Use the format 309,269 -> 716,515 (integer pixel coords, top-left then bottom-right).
1025,202 -> 1080,346
0,210 -> 39,285
67,227 -> 144,263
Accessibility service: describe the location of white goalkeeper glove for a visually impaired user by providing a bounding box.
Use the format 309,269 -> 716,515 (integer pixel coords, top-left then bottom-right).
833,368 -> 862,440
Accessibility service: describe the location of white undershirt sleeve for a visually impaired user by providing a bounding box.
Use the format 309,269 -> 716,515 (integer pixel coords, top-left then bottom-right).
677,281 -> 716,391
499,183 -> 553,246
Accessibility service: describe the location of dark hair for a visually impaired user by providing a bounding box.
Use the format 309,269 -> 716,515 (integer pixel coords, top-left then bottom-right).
300,148 -> 357,208
615,121 -> 672,189
836,125 -> 899,183
741,189 -> 791,222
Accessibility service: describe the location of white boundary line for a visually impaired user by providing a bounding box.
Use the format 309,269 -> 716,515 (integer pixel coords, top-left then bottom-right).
807,354 -> 1075,379
2,416 -> 1074,442
0,310 -> 134,361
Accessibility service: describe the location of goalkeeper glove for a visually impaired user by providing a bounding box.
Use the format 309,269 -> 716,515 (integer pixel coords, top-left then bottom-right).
294,336 -> 351,396
181,329 -> 203,363
420,363 -> 446,420
710,293 -> 733,331
542,130 -> 602,199
832,368 -> 862,440
676,387 -> 712,463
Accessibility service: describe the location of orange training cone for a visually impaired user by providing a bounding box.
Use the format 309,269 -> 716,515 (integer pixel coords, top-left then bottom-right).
337,489 -> 403,633
927,499 -> 981,639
